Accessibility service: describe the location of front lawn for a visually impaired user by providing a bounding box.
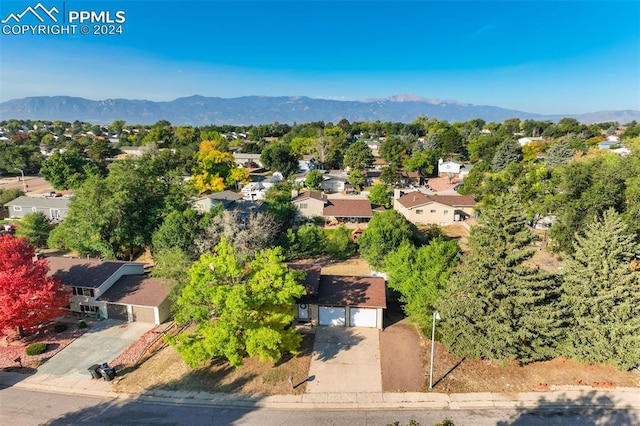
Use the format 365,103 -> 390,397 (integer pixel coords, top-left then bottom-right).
113,333 -> 315,395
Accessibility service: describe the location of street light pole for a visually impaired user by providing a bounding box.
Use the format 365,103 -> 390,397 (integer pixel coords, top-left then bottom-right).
429,311 -> 441,389
16,168 -> 26,193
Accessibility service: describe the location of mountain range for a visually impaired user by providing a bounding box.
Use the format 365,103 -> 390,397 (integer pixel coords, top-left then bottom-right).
0,95 -> 638,125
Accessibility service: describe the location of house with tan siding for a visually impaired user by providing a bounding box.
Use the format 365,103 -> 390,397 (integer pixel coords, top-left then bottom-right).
393,190 -> 477,225
292,190 -> 327,221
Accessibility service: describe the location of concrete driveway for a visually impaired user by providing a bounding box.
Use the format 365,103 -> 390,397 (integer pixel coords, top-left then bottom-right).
306,327 -> 382,393
35,319 -> 153,379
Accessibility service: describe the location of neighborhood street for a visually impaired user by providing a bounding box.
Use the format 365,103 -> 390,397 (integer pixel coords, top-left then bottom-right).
2,387 -> 638,426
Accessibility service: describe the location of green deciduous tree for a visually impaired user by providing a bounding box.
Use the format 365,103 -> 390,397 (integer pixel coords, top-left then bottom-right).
282,224 -> 327,260
343,141 -> 374,171
304,169 -> 324,190
48,154 -> 188,259
15,212 -> 53,248
151,209 -> 204,257
385,239 -> 460,332
436,194 -> 562,363
404,149 -> 438,179
358,209 -> 415,270
40,149 -> 99,190
169,238 -> 306,367
0,188 -> 24,206
260,142 -> 299,178
560,209 -> 640,370
368,183 -> 393,208
325,225 -> 357,260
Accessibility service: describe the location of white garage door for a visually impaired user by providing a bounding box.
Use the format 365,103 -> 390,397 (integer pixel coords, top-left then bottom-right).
349,308 -> 378,328
319,306 -> 346,326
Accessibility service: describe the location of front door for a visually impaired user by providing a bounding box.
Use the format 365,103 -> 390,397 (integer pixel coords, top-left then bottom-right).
298,304 -> 309,321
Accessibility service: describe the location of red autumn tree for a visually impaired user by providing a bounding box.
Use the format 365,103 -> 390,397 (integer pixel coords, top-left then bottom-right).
0,235 -> 69,336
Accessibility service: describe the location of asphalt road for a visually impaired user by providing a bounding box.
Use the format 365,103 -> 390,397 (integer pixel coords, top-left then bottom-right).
1,387 -> 638,426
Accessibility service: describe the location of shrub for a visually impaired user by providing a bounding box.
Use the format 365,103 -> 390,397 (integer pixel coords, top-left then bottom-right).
26,342 -> 47,356
53,323 -> 67,333
78,320 -> 88,329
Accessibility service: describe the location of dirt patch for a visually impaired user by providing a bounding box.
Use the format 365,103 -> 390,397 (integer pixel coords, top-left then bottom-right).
524,247 -> 563,273
113,333 -> 315,395
429,341 -> 640,393
320,257 -> 371,276
380,319 -> 426,392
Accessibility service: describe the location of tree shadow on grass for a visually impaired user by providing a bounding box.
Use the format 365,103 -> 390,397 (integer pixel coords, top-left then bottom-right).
497,391 -> 639,425
274,333 -> 314,367
151,364 -> 260,394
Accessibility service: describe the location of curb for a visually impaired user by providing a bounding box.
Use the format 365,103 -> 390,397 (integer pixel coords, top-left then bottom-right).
3,371 -> 640,411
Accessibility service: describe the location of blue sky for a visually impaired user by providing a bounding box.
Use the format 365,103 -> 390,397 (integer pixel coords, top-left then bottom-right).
1,0 -> 639,114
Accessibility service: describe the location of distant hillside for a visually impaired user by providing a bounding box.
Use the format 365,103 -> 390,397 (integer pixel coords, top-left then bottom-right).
0,94 -> 638,125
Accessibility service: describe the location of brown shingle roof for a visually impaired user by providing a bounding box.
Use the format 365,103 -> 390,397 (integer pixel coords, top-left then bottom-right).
293,190 -> 326,202
323,199 -> 373,218
97,275 -> 170,307
46,257 -> 134,288
317,275 -> 386,308
396,192 -> 476,209
287,263 -> 321,296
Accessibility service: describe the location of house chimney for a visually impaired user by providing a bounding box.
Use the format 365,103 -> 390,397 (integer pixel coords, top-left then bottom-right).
393,188 -> 402,200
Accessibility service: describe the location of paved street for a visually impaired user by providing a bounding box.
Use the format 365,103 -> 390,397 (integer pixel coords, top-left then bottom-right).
2,387 -> 639,426
306,327 -> 382,393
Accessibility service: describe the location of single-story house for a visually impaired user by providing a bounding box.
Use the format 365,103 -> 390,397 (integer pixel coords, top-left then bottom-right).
393,190 -> 477,225
240,173 -> 282,200
47,256 -> 171,325
290,264 -> 386,329
321,175 -> 348,193
399,171 -> 421,186
233,153 -> 262,168
323,199 -> 374,225
5,196 -> 70,221
192,190 -> 242,213
292,190 -> 327,221
437,159 -> 463,177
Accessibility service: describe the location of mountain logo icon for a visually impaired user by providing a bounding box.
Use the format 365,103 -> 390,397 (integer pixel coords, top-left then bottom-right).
1,3 -> 59,24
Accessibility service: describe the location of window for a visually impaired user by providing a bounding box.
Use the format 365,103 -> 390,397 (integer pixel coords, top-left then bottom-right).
80,305 -> 99,313
72,287 -> 95,297
430,209 -> 436,214
416,209 -> 423,215
299,203 -> 308,209
443,210 -> 449,216
13,206 -> 22,212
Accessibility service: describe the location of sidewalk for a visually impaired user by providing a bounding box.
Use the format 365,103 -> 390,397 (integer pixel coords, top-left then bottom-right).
2,370 -> 640,410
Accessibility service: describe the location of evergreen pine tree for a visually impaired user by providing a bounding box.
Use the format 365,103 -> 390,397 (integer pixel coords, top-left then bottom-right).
437,193 -> 562,363
560,209 -> 640,370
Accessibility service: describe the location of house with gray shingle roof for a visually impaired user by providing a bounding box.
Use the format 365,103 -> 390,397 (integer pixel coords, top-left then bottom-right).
5,196 -> 70,221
